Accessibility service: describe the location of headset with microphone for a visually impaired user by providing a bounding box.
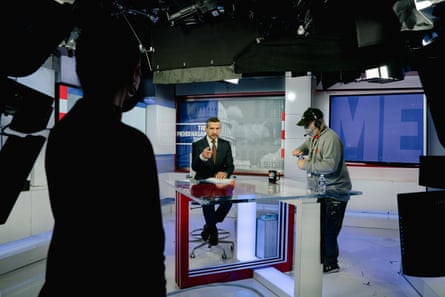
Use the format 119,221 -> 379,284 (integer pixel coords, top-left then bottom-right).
311,110 -> 322,129
303,108 -> 322,136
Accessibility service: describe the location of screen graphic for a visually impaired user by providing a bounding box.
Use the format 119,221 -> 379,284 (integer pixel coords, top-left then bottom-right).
330,93 -> 424,165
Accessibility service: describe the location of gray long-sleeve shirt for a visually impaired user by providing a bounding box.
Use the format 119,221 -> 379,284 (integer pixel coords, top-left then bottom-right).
296,127 -> 352,201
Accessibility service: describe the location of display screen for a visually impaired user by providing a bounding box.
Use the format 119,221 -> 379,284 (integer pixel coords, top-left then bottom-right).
176,95 -> 285,173
329,93 -> 425,165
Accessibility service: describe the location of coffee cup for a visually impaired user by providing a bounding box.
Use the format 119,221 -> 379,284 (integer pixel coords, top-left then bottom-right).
268,170 -> 280,183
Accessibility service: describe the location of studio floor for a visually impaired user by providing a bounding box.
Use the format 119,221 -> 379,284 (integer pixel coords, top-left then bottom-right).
0,209 -> 443,297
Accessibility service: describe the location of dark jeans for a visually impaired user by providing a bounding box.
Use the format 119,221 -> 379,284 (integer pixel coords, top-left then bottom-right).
202,201 -> 233,230
319,197 -> 348,266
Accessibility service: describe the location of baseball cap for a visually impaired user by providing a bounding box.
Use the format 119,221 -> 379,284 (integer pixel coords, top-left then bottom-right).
296,108 -> 324,126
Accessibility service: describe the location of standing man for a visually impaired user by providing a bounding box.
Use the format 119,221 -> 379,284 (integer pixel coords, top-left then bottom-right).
191,117 -> 235,246
39,10 -> 166,297
292,107 -> 351,273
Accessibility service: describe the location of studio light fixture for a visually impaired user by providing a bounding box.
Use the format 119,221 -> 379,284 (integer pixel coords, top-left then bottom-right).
364,64 -> 404,83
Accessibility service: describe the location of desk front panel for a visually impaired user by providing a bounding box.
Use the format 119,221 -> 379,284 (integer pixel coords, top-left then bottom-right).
175,191 -> 295,288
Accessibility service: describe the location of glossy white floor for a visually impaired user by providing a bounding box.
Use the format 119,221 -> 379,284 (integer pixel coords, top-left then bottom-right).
0,209 -> 441,297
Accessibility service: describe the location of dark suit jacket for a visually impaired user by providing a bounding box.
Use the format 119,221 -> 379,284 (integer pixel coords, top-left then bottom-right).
191,136 -> 234,180
40,98 -> 166,296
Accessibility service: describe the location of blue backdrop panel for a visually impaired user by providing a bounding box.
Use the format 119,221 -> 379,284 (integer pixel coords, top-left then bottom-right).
176,100 -> 218,169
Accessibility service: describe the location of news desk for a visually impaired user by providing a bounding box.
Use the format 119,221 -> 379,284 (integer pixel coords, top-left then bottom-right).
168,176 -> 361,297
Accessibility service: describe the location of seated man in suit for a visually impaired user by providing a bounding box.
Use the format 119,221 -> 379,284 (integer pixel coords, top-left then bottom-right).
191,117 -> 235,245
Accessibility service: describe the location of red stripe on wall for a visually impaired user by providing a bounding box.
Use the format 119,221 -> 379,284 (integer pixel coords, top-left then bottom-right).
281,112 -> 285,159
59,85 -> 68,100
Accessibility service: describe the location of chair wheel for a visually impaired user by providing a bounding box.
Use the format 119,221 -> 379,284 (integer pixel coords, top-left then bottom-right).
190,253 -> 195,258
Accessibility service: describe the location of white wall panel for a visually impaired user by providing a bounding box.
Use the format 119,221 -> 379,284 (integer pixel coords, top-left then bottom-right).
146,104 -> 176,155
284,75 -> 312,180
122,105 -> 146,133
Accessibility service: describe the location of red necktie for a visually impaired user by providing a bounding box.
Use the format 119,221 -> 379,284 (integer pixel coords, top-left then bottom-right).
211,139 -> 217,163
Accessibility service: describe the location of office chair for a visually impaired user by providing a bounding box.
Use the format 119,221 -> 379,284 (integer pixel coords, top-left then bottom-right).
189,226 -> 234,260
188,200 -> 235,259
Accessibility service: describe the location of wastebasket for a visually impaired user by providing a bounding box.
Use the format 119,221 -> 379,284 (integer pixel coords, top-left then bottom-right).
256,213 -> 278,258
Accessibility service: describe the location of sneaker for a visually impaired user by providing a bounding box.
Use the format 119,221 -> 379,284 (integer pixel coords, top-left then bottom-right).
323,264 -> 340,273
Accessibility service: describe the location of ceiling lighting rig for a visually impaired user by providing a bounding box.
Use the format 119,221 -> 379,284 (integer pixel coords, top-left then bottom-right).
159,0 -> 227,27
294,0 -> 315,36
110,0 -> 161,23
254,0 -> 330,43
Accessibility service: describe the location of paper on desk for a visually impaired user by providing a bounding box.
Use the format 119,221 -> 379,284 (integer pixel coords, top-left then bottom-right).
203,178 -> 235,185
